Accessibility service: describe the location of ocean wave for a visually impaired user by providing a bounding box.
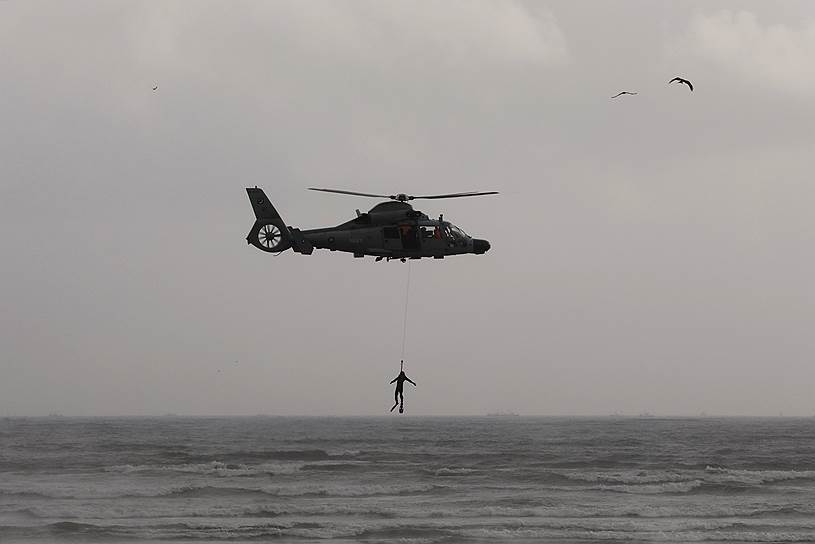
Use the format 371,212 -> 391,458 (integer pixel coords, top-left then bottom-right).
0,490 -> 54,500
327,448 -> 362,457
536,467 -> 815,493
556,469 -> 694,485
0,521 -> 139,539
0,481 -> 449,501
547,457 -> 639,469
299,461 -> 370,472
47,521 -> 117,535
594,480 -> 706,495
433,467 -> 477,476
289,483 -> 448,497
457,526 -> 815,542
521,480 -> 706,496
234,502 -> 813,522
244,504 -> 542,519
462,506 -> 540,517
745,505 -> 815,518
553,479 -> 805,496
0,507 -> 41,519
705,466 -> 815,485
510,470 -> 578,485
148,486 -> 273,499
459,517 -> 815,533
469,500 -> 815,520
5,520 -> 815,543
16,493 -> 809,523
148,482 -> 449,499
153,449 -> 337,464
694,532 -> 815,542
352,525 -> 457,542
224,449 -> 332,461
0,520 -> 357,541
105,460 -> 302,476
243,504 -> 399,518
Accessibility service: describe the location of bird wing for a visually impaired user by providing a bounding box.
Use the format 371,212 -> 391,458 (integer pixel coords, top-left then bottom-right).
686,81 -> 694,91
611,92 -> 624,98
669,77 -> 681,84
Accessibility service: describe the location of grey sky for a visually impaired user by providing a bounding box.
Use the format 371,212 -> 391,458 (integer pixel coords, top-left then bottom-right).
2,1 -> 814,416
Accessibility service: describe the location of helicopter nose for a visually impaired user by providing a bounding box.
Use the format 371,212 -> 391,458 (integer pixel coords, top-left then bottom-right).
473,239 -> 490,254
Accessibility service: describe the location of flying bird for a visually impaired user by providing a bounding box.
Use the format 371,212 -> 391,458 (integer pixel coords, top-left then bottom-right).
669,77 -> 693,91
152,85 -> 158,91
611,91 -> 638,99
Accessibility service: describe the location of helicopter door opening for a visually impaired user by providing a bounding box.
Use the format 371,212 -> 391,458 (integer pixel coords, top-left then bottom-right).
399,225 -> 420,251
419,224 -> 444,253
383,226 -> 402,251
419,225 -> 442,241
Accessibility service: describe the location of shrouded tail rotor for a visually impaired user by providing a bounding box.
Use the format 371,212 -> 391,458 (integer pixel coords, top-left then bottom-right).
246,188 -> 292,253
251,221 -> 289,252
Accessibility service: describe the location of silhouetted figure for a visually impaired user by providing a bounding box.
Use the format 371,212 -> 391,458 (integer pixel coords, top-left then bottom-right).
669,77 -> 693,91
611,91 -> 637,99
390,360 -> 416,413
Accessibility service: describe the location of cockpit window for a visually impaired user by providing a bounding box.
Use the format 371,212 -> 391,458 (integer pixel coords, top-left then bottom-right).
448,225 -> 467,239
416,221 -> 466,241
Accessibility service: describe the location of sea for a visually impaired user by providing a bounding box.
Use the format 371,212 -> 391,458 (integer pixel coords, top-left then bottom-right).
2,416 -> 815,543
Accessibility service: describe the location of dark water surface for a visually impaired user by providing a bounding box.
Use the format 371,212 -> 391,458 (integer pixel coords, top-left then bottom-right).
2,416 -> 815,542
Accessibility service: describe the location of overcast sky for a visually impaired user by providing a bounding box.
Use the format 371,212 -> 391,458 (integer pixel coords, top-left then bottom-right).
2,1 -> 815,416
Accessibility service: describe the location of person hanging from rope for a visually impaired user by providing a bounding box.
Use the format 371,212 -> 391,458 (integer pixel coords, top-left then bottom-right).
389,360 -> 416,413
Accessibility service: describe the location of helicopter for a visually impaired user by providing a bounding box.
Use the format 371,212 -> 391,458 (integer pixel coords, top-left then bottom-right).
245,187 -> 496,261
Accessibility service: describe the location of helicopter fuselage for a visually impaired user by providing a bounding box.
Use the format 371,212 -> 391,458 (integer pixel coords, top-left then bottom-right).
246,189 -> 490,260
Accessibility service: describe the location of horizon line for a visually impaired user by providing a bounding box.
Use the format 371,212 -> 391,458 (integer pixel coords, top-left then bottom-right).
3,413 -> 813,419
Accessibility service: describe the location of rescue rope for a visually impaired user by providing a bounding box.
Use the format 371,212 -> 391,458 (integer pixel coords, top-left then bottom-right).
400,260 -> 412,361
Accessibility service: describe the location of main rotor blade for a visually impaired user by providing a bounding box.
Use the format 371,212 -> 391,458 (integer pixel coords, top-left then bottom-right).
411,191 -> 499,200
308,187 -> 391,198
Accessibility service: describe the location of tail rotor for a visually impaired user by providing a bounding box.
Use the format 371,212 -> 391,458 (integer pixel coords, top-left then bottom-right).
246,188 -> 292,253
254,223 -> 286,252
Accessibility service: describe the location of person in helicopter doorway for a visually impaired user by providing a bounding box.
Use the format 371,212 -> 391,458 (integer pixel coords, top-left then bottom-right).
390,360 -> 416,413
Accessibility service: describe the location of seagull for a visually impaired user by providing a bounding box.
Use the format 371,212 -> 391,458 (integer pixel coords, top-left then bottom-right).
611,91 -> 638,99
669,77 -> 693,91
152,85 -> 158,91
